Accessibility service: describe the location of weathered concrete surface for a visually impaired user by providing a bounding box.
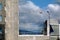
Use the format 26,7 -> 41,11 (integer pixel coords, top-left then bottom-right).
5,0 -> 18,40
18,36 -> 49,40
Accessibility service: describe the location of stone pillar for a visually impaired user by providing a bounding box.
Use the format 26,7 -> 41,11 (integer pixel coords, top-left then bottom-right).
5,0 -> 18,40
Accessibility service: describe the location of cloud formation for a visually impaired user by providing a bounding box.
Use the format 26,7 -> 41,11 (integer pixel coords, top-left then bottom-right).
48,4 -> 60,23
19,1 -> 48,33
19,0 -> 60,34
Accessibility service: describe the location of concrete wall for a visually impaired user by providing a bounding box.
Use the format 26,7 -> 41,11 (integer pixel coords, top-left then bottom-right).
5,0 -> 18,40
18,36 -> 49,40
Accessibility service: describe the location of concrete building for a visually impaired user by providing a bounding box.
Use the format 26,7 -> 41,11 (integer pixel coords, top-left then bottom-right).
0,0 -> 18,40
5,0 -> 18,40
0,0 -> 60,40
48,19 -> 60,40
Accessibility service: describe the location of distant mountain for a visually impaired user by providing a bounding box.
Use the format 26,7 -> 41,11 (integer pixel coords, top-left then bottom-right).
19,30 -> 43,35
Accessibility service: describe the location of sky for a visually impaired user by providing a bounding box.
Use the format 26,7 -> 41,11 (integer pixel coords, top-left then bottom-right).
31,0 -> 56,9
19,1 -> 48,33
19,0 -> 60,34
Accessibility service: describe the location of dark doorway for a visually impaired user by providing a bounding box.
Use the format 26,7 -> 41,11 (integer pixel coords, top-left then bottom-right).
0,24 -> 5,40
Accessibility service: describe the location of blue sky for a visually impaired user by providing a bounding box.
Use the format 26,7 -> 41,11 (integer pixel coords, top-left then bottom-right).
19,0 -> 49,34
31,0 -> 56,8
19,0 -> 60,34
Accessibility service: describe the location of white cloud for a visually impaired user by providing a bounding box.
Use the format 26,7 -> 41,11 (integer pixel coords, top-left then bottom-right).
19,1 -> 48,33
48,4 -> 60,12
47,4 -> 60,23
